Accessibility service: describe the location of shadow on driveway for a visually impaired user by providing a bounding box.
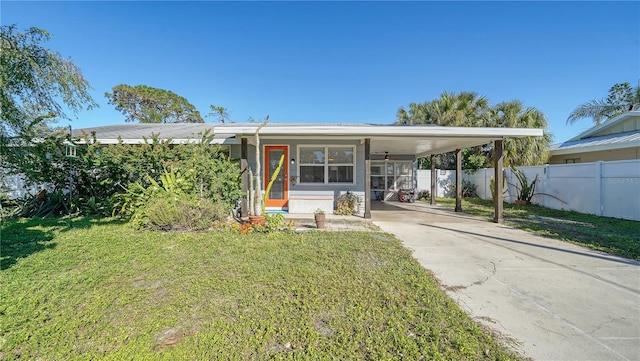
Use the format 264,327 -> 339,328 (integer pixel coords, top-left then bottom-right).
421,223 -> 640,267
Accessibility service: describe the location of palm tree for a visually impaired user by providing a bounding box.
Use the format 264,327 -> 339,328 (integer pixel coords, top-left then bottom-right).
443,91 -> 489,127
396,92 -> 491,169
567,82 -> 640,126
396,91 -> 489,127
396,107 -> 410,125
396,102 -> 431,125
487,101 -> 552,166
396,94 -> 549,167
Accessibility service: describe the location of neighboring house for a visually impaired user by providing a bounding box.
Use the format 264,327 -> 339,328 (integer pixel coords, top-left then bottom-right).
549,111 -> 640,164
74,123 -> 542,220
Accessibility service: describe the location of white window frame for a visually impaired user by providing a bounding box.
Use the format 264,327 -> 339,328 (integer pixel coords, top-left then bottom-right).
297,145 -> 356,185
370,160 -> 414,190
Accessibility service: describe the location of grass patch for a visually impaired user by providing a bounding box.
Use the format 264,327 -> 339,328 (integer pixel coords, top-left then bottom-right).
436,198 -> 640,260
1,217 -> 522,360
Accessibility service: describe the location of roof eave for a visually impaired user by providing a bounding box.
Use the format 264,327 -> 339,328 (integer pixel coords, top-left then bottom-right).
568,111 -> 640,141
76,138 -> 239,145
236,126 -> 542,138
550,140 -> 640,156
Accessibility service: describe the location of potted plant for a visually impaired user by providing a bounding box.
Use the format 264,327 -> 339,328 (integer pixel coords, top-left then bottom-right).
314,208 -> 326,229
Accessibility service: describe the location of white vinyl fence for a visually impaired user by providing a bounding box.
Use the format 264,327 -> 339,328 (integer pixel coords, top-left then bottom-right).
417,159 -> 640,221
1,171 -> 56,200
415,169 -> 457,198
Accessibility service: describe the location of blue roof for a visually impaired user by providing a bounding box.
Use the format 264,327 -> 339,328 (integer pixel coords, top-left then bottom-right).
550,129 -> 640,151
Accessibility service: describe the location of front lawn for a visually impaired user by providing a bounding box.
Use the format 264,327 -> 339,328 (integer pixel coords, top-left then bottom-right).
0,218 -> 521,360
437,198 -> 640,260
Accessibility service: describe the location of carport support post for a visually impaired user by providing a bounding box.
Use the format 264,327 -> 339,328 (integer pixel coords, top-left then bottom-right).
364,138 -> 371,219
455,148 -> 462,212
493,139 -> 503,223
430,154 -> 436,205
241,137 -> 249,218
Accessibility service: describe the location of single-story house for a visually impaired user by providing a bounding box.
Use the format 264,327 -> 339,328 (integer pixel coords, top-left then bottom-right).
74,122 -> 543,223
549,111 -> 640,164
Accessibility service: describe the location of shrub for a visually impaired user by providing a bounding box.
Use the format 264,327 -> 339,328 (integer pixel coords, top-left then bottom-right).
261,213 -> 295,232
215,213 -> 295,235
334,192 -> 361,216
1,130 -> 242,219
2,189 -> 69,218
510,167 -> 538,203
417,190 -> 431,201
144,194 -> 228,231
449,179 -> 478,198
114,169 -> 231,231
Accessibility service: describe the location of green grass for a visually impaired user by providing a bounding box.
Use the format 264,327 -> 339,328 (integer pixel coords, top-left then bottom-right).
0,217 -> 521,360
436,198 -> 640,260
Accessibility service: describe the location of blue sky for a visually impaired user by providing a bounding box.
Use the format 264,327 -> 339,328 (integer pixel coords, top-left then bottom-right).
3,1 -> 639,142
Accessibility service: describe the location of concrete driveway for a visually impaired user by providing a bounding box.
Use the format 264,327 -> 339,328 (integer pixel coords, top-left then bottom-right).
372,201 -> 640,361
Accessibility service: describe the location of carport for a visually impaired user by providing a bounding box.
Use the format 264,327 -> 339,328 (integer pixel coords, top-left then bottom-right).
356,125 -> 542,222
230,123 -> 543,221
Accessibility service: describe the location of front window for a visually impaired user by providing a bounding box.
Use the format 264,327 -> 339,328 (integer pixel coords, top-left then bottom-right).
299,146 -> 355,184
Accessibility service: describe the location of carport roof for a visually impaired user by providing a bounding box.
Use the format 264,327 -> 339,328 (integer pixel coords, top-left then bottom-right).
73,123 -> 543,157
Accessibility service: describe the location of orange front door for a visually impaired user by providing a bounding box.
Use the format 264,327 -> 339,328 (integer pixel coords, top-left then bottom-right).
264,146 -> 288,208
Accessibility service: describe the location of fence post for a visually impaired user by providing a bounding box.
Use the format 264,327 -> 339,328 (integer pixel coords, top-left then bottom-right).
595,161 -> 603,216
542,164 -> 549,208
482,168 -> 493,199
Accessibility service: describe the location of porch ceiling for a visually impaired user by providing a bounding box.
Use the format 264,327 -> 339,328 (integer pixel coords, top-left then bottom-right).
251,124 -> 542,157
367,136 -> 504,157
258,134 -> 510,157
